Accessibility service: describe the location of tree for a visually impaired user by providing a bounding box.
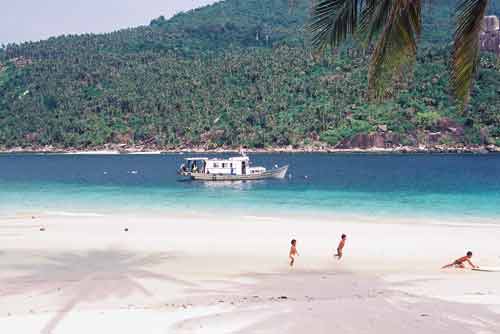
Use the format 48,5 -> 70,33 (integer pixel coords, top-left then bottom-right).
310,0 -> 490,110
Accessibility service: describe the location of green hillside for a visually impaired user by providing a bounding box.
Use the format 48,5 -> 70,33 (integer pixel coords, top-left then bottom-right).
0,0 -> 499,150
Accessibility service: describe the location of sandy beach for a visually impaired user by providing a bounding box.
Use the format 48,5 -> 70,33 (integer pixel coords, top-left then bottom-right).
0,211 -> 499,333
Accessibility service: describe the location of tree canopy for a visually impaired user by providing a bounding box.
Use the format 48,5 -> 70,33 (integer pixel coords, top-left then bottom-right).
0,0 -> 499,150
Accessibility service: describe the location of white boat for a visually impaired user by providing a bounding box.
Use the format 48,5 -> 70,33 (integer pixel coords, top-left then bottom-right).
178,155 -> 288,181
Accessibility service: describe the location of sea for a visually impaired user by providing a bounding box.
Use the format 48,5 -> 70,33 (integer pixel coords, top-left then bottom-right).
1,153 -> 500,223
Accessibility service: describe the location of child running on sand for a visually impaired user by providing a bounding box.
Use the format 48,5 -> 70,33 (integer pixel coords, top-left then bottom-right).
335,234 -> 347,260
442,251 -> 478,269
289,239 -> 299,267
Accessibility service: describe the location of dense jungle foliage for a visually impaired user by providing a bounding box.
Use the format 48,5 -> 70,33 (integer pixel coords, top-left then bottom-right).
0,0 -> 499,149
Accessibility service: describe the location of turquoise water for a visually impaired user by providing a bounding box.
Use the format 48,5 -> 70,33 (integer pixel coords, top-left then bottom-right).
1,153 -> 500,221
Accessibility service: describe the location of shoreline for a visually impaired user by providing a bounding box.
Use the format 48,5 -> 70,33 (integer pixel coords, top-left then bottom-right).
1,144 -> 500,155
3,207 -> 500,228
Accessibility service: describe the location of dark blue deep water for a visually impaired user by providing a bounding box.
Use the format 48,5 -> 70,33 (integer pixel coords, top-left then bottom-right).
1,153 -> 500,221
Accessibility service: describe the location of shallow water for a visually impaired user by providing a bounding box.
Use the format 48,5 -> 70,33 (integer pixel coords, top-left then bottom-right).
1,153 -> 500,222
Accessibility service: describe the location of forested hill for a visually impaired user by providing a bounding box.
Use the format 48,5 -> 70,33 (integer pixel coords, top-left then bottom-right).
1,0 -> 500,151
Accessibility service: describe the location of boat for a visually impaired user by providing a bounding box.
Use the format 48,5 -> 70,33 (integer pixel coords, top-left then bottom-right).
178,154 -> 288,181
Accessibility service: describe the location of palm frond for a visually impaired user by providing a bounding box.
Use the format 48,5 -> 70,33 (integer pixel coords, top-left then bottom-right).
358,0 -> 392,46
451,0 -> 489,110
310,0 -> 360,51
368,0 -> 422,99
309,0 -> 487,108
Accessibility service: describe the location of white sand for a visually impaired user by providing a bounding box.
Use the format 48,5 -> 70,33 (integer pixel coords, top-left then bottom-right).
1,212 -> 499,333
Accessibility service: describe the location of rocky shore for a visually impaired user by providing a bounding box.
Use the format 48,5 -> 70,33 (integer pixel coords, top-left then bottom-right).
3,116 -> 500,154
1,143 -> 500,154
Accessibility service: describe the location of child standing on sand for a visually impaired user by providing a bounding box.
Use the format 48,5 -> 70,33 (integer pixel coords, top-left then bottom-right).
335,234 -> 347,260
442,251 -> 478,269
289,239 -> 299,267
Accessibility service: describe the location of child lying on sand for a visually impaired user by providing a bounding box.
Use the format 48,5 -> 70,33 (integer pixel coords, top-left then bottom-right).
442,251 -> 478,269
289,239 -> 299,267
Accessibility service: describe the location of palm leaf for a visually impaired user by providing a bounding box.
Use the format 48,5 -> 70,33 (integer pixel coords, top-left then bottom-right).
310,0 -> 360,51
451,0 -> 489,110
310,0 -> 488,108
368,0 -> 422,99
358,0 -> 392,46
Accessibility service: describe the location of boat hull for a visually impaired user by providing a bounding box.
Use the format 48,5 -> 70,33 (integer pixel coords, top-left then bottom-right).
181,165 -> 288,181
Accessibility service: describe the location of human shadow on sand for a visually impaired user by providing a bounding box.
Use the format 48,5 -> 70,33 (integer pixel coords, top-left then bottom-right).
1,249 -> 195,334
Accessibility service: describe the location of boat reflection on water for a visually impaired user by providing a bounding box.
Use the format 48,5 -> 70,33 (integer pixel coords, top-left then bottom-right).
199,180 -> 266,190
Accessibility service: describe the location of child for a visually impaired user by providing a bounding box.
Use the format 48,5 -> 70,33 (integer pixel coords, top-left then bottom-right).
442,251 -> 478,269
335,234 -> 347,260
289,239 -> 299,267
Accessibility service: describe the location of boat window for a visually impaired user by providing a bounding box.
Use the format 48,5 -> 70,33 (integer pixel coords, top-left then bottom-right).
222,163 -> 226,168
230,163 -> 233,168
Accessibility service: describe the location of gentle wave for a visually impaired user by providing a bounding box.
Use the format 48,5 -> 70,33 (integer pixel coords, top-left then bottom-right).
43,211 -> 105,217
243,215 -> 283,221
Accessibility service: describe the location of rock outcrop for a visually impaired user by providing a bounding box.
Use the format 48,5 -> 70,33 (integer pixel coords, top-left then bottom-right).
337,132 -> 401,149
335,117 -> 477,150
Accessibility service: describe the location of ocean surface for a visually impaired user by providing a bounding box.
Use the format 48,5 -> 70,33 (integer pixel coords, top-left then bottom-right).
1,153 -> 500,222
